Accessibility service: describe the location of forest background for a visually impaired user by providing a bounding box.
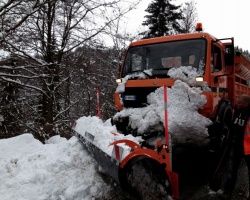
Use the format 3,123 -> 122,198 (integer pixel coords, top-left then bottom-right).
0,0 -> 249,143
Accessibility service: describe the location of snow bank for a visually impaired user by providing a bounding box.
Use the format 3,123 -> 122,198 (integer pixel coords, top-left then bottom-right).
0,134 -> 111,200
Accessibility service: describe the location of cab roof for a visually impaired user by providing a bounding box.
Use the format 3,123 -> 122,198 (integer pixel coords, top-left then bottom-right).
129,32 -> 218,47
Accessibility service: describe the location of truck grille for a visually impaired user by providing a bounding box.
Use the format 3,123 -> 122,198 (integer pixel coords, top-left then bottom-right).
122,87 -> 158,108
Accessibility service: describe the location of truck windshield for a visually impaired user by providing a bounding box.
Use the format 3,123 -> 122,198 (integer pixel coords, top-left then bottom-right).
122,39 -> 206,77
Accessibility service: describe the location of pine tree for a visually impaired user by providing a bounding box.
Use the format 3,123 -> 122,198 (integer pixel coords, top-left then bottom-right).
142,0 -> 183,38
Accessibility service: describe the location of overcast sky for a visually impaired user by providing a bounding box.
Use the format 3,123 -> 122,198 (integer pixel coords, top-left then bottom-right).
126,0 -> 250,52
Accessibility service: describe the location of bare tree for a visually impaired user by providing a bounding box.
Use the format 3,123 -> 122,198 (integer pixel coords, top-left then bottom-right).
0,0 -> 141,141
179,0 -> 198,33
0,0 -> 52,43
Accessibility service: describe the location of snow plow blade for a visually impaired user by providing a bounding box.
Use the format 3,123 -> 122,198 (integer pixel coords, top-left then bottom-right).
73,130 -> 120,184
73,128 -> 179,199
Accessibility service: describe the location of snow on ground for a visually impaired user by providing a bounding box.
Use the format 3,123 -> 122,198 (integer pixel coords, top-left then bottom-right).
0,134 -> 111,200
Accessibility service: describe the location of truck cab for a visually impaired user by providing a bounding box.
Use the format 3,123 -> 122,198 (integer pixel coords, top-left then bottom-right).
115,29 -> 234,121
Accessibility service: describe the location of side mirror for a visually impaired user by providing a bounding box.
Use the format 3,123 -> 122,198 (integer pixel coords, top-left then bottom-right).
225,44 -> 234,66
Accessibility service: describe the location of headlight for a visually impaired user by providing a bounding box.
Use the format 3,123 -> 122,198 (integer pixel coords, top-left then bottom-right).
116,79 -> 122,84
195,76 -> 204,82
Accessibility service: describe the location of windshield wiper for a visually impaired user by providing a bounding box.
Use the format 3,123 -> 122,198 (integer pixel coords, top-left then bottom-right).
153,68 -> 169,70
128,70 -> 152,78
142,71 -> 152,78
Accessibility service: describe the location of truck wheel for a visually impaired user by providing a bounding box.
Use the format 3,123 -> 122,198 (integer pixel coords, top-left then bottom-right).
125,158 -> 171,200
217,101 -> 232,147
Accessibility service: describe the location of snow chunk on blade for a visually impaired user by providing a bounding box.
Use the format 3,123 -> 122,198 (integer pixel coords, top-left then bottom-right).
73,116 -> 143,159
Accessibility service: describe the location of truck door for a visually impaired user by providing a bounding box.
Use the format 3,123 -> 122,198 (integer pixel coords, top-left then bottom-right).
211,45 -> 222,72
210,44 -> 227,111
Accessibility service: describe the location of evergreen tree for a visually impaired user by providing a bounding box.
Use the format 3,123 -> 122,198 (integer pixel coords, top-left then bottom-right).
142,0 -> 183,38
235,46 -> 250,61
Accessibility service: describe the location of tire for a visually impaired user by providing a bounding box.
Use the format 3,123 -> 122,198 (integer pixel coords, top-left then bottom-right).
125,158 -> 171,200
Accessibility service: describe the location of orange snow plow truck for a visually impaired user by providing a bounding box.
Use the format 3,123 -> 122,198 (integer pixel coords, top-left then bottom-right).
73,23 -> 250,200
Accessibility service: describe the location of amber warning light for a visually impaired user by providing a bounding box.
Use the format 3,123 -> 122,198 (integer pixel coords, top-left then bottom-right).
196,22 -> 203,32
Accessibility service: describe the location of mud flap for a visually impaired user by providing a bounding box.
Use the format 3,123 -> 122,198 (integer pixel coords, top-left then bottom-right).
168,171 -> 179,199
